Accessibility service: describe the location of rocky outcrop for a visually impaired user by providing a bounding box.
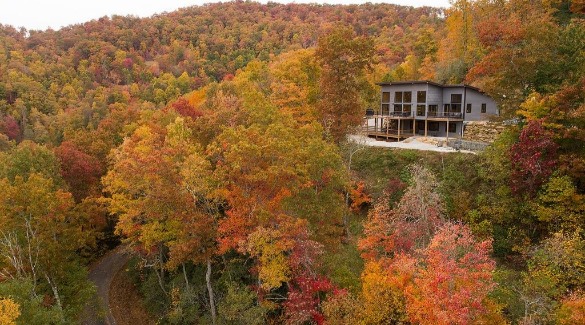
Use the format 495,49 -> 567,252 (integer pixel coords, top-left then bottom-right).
463,121 -> 506,143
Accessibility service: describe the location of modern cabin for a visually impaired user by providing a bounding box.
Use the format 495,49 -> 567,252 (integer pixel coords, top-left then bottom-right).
364,80 -> 498,140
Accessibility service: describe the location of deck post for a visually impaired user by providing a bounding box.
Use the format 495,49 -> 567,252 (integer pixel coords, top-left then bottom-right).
446,118 -> 449,143
412,119 -> 415,136
398,118 -> 401,140
424,120 -> 428,137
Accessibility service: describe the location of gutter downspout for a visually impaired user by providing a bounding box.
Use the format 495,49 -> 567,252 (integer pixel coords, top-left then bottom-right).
462,86 -> 467,139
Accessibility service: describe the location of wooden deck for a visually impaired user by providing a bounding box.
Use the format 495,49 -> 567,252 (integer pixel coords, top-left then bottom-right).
363,127 -> 414,141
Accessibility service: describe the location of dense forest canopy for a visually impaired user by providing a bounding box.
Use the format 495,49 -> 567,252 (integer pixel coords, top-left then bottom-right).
0,0 -> 584,324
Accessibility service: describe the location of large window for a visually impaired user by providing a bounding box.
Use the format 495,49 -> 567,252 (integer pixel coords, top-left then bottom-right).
417,91 -> 426,103
395,91 -> 412,103
382,92 -> 390,102
395,92 -> 403,103
450,94 -> 462,112
417,105 -> 425,116
394,91 -> 412,112
382,104 -> 390,115
403,104 -> 412,113
481,103 -> 487,113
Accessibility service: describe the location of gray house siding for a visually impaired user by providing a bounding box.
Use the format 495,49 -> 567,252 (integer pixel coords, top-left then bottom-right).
381,83 -> 444,117
369,81 -> 498,139
462,89 -> 498,121
426,85 -> 443,107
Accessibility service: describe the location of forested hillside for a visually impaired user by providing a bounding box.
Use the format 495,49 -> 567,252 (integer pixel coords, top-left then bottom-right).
0,1 -> 584,324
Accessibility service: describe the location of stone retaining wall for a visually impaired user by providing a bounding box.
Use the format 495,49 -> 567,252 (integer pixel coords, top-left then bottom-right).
463,121 -> 506,143
447,139 -> 489,151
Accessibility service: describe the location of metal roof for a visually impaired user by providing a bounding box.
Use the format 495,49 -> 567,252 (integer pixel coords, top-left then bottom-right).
376,80 -> 482,93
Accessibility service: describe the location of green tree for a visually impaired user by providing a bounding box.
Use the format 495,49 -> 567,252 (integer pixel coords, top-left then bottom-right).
0,174 -> 94,321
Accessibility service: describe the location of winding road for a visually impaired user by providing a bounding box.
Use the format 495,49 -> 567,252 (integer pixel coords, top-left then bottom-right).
82,246 -> 131,325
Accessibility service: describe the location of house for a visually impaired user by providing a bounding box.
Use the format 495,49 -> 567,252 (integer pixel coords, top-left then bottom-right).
364,81 -> 498,140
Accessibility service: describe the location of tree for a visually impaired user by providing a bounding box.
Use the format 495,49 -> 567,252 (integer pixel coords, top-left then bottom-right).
360,164 -> 445,260
359,260 -> 411,324
0,116 -> 21,142
556,292 -> 585,325
217,282 -> 267,325
0,140 -> 62,185
54,141 -> 102,202
269,49 -> 320,125
0,278 -> 61,324
521,231 -> 585,323
0,174 -> 94,321
210,111 -> 345,253
510,120 -> 558,197
0,298 -> 20,325
103,116 -> 219,322
321,290 -> 360,325
315,26 -> 374,142
435,0 -> 482,84
405,223 -> 501,325
532,175 -> 585,234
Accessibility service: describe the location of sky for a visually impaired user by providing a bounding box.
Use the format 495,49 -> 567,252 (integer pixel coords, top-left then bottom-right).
0,0 -> 451,31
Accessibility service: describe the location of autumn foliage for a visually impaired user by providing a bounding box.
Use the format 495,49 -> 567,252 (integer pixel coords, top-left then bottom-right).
510,120 -> 558,196
0,0 -> 583,323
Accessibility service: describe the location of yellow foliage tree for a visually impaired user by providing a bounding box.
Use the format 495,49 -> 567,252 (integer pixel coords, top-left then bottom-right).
0,298 -> 20,325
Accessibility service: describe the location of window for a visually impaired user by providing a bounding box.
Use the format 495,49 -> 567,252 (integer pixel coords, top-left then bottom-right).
481,103 -> 487,113
466,103 -> 472,113
403,104 -> 412,113
448,123 -> 456,133
428,105 -> 438,116
444,104 -> 451,112
382,104 -> 390,115
395,92 -> 403,103
403,91 -> 412,103
451,94 -> 462,103
449,94 -> 462,112
417,105 -> 425,116
417,91 -> 426,103
382,92 -> 390,102
394,104 -> 402,112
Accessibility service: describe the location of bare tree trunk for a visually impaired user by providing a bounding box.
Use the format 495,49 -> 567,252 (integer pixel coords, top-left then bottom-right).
44,273 -> 65,321
155,248 -> 168,296
206,258 -> 217,325
182,263 -> 190,292
182,262 -> 194,304
24,218 -> 39,297
342,135 -> 366,242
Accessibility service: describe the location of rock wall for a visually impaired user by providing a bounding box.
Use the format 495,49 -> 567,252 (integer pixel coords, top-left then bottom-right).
463,121 -> 506,143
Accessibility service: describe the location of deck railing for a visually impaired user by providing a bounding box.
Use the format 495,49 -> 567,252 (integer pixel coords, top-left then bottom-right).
427,112 -> 463,119
362,126 -> 414,136
381,111 -> 413,117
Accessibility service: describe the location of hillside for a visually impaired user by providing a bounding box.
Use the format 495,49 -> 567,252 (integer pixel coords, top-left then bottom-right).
0,1 -> 584,324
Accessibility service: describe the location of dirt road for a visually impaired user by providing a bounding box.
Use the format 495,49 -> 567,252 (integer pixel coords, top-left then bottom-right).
82,246 -> 131,325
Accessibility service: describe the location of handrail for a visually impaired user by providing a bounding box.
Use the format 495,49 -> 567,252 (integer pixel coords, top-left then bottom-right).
362,126 -> 414,135
378,111 -> 413,117
427,112 -> 463,119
